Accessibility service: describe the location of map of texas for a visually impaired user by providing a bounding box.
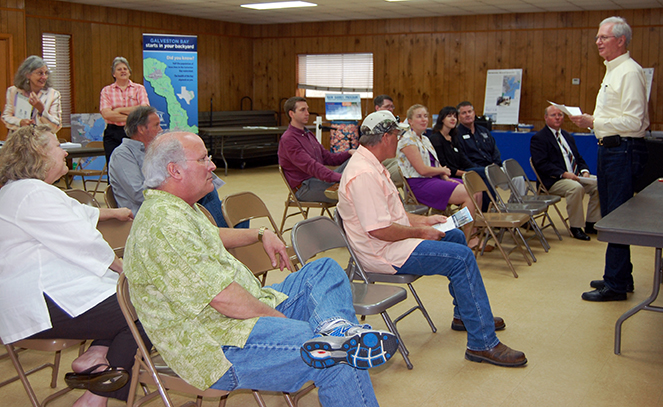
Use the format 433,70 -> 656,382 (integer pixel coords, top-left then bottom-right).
143,58 -> 198,133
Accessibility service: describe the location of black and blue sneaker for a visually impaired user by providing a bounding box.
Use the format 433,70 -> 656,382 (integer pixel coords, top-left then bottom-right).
300,325 -> 398,369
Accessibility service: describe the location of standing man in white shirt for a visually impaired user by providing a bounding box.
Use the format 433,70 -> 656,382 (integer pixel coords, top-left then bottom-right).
570,16 -> 649,302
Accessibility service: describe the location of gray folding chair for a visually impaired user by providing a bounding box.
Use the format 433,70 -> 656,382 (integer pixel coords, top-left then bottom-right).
334,211 -> 437,334
291,216 -> 413,369
502,158 -> 564,241
529,157 -> 573,237
485,164 -> 550,261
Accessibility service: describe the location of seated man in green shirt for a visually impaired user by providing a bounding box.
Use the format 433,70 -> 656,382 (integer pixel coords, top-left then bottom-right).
123,131 -> 397,407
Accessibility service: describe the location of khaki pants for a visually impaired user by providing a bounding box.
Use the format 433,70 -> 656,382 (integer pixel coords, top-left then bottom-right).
548,178 -> 601,228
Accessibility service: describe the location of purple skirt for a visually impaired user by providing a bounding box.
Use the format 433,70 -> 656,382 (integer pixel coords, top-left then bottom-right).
407,177 -> 461,210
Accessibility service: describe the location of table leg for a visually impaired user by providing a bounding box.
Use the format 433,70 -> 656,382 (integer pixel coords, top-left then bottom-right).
614,247 -> 663,354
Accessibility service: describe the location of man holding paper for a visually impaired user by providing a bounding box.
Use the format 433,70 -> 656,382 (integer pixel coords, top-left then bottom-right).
337,110 -> 527,368
531,105 -> 601,241
569,16 -> 649,302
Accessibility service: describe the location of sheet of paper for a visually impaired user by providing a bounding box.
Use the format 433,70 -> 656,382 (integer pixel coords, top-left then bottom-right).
547,100 -> 582,117
14,94 -> 32,120
576,174 -> 597,185
432,207 -> 474,233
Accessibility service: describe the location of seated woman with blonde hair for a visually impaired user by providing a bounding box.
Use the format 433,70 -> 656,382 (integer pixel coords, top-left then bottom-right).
0,125 -> 149,407
397,104 -> 480,241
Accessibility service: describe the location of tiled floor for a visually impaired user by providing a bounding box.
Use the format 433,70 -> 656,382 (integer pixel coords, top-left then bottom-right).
2,165 -> 663,406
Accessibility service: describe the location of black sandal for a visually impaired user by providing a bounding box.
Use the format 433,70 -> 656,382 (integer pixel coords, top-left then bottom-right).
64,363 -> 129,392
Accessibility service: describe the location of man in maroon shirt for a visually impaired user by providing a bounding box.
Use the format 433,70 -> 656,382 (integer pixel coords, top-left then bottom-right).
278,96 -> 354,203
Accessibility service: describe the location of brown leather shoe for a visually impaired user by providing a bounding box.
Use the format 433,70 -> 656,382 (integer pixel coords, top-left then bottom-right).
465,342 -> 527,367
451,316 -> 505,332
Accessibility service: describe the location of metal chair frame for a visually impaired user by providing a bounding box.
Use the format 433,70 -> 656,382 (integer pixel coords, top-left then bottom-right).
529,157 -> 573,237
278,166 -> 334,235
463,171 -> 533,278
291,216 -> 413,369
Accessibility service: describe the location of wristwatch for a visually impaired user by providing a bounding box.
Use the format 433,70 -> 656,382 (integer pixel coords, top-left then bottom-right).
257,226 -> 266,242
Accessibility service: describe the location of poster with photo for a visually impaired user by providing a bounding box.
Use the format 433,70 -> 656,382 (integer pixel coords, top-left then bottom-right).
483,69 -> 522,125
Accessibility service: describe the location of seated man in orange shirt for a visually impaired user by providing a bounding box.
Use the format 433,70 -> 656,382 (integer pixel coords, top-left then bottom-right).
337,110 -> 527,368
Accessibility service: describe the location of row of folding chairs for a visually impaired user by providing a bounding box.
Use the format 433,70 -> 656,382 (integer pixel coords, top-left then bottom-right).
461,158 -> 571,278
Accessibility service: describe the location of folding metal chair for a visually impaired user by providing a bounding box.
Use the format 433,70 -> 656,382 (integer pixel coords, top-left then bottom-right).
64,188 -> 100,207
485,164 -> 550,261
278,166 -> 335,235
529,157 -> 573,237
222,191 -> 299,285
463,171 -> 532,278
334,211 -> 437,334
66,141 -> 108,200
104,184 -> 119,208
502,159 -> 564,241
1,339 -> 86,407
291,216 -> 412,369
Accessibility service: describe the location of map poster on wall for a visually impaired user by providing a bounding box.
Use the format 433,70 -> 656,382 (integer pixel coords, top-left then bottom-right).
483,69 -> 522,125
143,34 -> 198,133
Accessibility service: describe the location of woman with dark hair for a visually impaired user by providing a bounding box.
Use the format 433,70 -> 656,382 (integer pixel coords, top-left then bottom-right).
0,125 -> 148,407
2,56 -> 62,133
428,106 -> 476,179
100,56 -> 150,163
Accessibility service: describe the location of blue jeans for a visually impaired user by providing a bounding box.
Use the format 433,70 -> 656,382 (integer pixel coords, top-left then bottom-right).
598,138 -> 648,292
198,188 -> 249,229
393,229 -> 499,351
210,258 -> 378,407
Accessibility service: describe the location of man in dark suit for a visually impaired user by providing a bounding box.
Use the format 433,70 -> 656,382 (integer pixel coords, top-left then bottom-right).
530,105 -> 601,241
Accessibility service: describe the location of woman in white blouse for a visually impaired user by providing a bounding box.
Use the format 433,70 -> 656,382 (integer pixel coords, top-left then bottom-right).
397,104 -> 479,241
2,56 -> 62,133
0,126 -> 147,407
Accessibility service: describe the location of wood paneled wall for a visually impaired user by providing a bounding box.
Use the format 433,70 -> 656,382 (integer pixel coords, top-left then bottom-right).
3,1 -> 662,139
253,9 -> 663,132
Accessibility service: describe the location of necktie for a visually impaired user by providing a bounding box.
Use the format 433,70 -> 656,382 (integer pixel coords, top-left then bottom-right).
555,131 -> 577,174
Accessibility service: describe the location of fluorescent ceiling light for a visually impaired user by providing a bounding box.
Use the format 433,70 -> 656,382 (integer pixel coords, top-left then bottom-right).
241,1 -> 317,10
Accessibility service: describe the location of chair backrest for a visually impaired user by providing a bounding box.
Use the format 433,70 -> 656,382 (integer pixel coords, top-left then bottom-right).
291,216 -> 369,283
529,157 -> 551,194
97,218 -> 133,257
503,159 -> 537,196
116,274 -> 175,406
222,192 -> 294,279
196,203 -> 218,226
484,164 -> 514,208
223,191 -> 282,236
65,188 -> 100,207
104,184 -> 118,208
278,165 -> 299,204
462,170 -> 501,213
398,166 -> 421,206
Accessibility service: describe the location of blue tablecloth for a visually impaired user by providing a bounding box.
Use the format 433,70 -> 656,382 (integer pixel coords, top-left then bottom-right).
492,130 -> 598,180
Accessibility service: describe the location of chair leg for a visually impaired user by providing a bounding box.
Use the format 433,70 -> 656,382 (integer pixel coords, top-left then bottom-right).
485,226 -> 519,278
511,227 -> 534,265
406,283 -> 437,333
553,202 -> 573,237
380,311 -> 412,369
252,390 -> 267,407
528,219 -> 550,252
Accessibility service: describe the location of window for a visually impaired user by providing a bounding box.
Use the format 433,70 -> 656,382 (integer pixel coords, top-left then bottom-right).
298,53 -> 373,98
42,33 -> 72,127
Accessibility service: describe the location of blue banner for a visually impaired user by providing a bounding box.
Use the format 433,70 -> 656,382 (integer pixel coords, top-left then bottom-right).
142,34 -> 198,133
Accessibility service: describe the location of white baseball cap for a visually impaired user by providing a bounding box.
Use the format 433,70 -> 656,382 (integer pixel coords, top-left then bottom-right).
360,111 -> 409,137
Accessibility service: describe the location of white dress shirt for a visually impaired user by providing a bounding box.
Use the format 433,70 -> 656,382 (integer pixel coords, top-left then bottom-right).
593,51 -> 649,139
0,179 -> 117,344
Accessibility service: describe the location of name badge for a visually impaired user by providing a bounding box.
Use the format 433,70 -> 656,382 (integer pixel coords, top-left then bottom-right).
462,134 -> 470,139
453,147 -> 459,152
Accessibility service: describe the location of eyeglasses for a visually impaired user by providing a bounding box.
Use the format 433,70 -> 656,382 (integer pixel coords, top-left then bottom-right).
387,128 -> 406,140
185,155 -> 213,165
595,35 -> 615,42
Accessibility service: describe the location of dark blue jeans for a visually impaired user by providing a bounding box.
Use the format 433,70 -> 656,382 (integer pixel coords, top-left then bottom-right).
598,138 -> 648,292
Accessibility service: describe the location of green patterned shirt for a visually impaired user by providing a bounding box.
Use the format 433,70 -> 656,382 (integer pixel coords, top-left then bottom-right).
124,189 -> 287,390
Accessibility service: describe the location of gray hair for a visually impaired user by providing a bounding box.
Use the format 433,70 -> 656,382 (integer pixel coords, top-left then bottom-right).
111,57 -> 132,78
125,106 -> 158,138
600,16 -> 632,47
142,132 -> 187,189
14,56 -> 52,92
358,132 -> 384,147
